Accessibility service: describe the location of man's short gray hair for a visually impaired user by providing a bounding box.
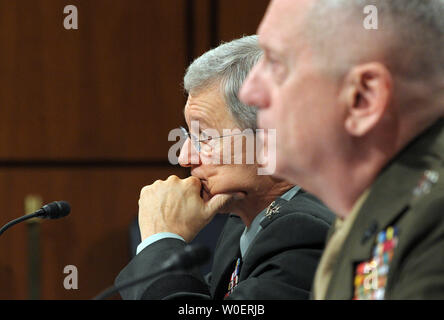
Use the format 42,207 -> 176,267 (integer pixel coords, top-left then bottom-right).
184,35 -> 262,130
306,0 -> 444,82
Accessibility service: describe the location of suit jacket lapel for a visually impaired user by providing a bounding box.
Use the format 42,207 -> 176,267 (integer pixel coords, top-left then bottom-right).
236,198 -> 291,277
210,215 -> 244,299
259,198 -> 290,229
212,193 -> 300,294
210,197 -> 298,298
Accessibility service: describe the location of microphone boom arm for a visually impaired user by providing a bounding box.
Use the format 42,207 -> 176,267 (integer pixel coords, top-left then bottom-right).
0,200 -> 70,237
0,211 -> 44,236
93,244 -> 210,300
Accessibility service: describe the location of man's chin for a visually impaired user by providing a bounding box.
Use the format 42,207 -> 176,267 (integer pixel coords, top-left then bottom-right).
271,160 -> 299,185
202,188 -> 247,213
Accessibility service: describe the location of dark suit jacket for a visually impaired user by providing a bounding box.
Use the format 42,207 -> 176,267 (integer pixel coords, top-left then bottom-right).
115,189 -> 334,300
323,119 -> 444,299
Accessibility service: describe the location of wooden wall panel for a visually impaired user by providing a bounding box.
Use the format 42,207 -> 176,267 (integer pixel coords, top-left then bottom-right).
0,0 -> 187,160
218,0 -> 270,42
190,0 -> 213,59
0,166 -> 187,299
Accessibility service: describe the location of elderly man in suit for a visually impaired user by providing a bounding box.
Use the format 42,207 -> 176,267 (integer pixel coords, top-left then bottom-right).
240,0 -> 444,299
115,35 -> 334,299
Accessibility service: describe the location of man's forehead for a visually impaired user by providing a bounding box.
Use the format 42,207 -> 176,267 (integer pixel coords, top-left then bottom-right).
258,0 -> 314,51
183,87 -> 228,124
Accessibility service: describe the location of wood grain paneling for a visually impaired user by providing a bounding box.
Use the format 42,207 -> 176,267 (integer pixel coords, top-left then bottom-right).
190,0 -> 213,60
0,166 -> 187,299
218,0 -> 270,42
0,0 -> 187,160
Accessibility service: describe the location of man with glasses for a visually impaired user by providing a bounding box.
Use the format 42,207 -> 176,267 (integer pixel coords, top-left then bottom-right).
115,35 -> 334,300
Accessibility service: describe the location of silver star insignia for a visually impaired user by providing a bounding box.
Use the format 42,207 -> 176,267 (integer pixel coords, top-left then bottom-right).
265,201 -> 281,219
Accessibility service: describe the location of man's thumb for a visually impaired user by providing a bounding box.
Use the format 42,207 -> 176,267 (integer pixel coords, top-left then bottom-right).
204,193 -> 237,216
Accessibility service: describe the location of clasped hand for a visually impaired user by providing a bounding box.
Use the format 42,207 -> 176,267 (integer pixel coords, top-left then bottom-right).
138,175 -> 239,243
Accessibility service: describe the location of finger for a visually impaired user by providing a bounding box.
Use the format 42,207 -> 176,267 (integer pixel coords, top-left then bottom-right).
184,176 -> 202,192
167,175 -> 180,181
204,193 -> 235,217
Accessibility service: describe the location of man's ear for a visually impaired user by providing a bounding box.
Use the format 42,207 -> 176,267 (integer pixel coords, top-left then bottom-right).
341,62 -> 393,136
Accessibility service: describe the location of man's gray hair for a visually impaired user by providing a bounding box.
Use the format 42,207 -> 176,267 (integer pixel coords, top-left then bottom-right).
184,35 -> 262,130
306,0 -> 444,82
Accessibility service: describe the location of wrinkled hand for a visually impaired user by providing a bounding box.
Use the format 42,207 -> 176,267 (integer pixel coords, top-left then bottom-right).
138,175 -> 237,243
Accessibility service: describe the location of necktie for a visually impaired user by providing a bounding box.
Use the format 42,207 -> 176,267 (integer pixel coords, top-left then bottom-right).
223,196 -> 289,298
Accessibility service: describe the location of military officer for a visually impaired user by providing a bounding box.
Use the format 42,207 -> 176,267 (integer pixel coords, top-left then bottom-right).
240,0 -> 444,299
115,35 -> 335,300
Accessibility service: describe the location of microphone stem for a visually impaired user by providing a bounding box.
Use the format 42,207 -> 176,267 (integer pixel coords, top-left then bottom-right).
93,266 -> 176,300
0,211 -> 43,236
93,245 -> 209,300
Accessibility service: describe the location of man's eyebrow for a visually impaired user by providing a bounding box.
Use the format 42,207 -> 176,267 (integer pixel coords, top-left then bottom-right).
260,34 -> 286,57
183,110 -> 210,129
191,117 -> 210,129
259,39 -> 270,54
264,46 -> 283,59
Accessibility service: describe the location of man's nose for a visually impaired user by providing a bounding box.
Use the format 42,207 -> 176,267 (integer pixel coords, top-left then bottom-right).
178,138 -> 200,167
239,62 -> 269,110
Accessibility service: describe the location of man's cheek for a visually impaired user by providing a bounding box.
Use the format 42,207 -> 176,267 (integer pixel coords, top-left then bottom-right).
257,111 -> 270,129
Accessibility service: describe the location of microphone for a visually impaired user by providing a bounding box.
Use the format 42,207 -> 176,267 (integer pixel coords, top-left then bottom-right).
37,201 -> 71,219
93,243 -> 211,300
0,201 -> 71,236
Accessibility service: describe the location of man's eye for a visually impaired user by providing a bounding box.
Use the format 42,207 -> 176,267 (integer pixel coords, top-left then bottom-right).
189,133 -> 199,141
267,58 -> 281,74
265,53 -> 278,65
200,131 -> 212,141
267,58 -> 276,67
267,58 -> 287,83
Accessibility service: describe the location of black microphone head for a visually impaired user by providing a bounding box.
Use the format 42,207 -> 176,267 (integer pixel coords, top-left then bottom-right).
41,201 -> 71,219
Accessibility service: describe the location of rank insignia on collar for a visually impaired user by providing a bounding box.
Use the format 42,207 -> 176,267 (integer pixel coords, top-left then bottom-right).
413,170 -> 439,199
265,201 -> 281,219
353,226 -> 399,300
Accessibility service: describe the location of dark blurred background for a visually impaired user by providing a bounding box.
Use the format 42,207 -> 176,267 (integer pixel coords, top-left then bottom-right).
0,0 -> 270,299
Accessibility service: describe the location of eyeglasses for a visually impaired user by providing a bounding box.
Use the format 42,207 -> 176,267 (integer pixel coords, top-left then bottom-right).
179,126 -> 245,153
